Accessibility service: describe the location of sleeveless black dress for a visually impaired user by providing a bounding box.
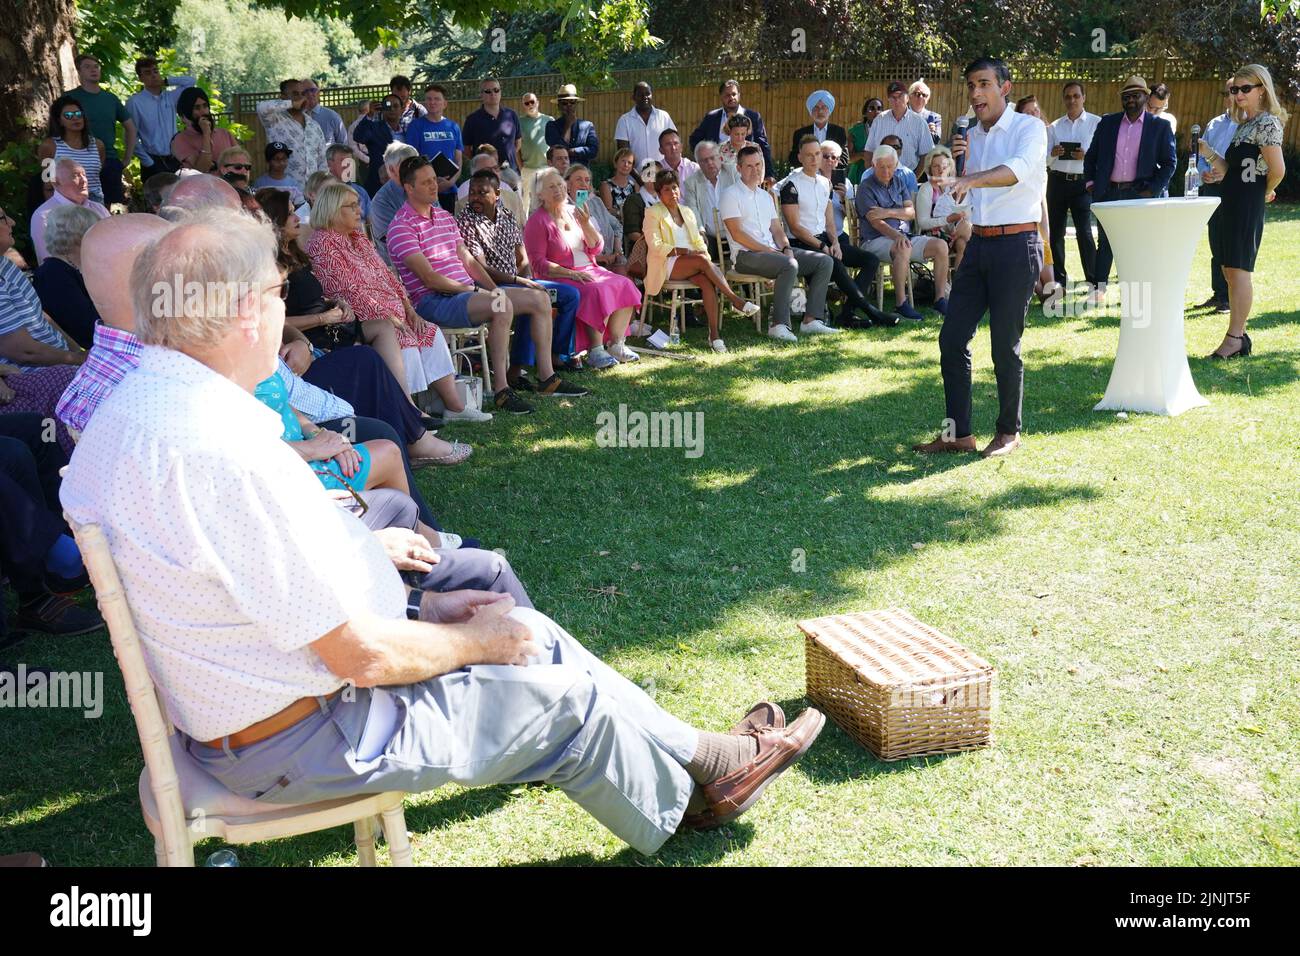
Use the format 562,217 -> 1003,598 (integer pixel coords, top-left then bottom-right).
1213,113 -> 1283,272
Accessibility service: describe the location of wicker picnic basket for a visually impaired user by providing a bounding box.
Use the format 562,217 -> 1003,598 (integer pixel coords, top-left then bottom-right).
800,609 -> 997,761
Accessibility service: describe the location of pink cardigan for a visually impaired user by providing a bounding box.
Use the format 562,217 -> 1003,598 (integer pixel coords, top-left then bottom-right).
523,206 -> 604,278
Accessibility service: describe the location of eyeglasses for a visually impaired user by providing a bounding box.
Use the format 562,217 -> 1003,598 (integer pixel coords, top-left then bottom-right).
312,466 -> 369,516
62,110 -> 84,119
266,280 -> 290,300
1228,83 -> 1258,95
224,163 -> 252,171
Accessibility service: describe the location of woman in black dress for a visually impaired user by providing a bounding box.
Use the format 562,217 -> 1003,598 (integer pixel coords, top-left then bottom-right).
1198,64 -> 1287,359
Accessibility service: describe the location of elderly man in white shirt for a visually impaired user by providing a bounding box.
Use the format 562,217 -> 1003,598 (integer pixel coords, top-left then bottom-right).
60,208 -> 823,855
1045,80 -> 1101,289
914,57 -> 1047,460
30,159 -> 109,263
865,80 -> 935,173
720,144 -> 835,342
682,140 -> 736,261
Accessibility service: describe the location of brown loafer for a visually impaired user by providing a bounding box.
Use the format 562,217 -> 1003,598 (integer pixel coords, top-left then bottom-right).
912,433 -> 978,454
729,701 -> 785,735
683,708 -> 826,830
980,432 -> 1021,458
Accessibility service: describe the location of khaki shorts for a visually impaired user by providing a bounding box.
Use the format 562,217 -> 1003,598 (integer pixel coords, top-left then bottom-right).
863,234 -> 936,263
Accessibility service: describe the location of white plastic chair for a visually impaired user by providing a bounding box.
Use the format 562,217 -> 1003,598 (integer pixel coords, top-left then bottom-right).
69,520 -> 414,867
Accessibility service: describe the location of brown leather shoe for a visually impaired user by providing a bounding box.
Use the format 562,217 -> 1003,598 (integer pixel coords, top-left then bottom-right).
913,433 -> 978,454
729,701 -> 785,735
980,432 -> 1021,458
682,708 -> 826,830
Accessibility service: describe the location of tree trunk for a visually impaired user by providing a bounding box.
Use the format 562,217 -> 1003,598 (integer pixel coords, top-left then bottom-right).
0,0 -> 79,145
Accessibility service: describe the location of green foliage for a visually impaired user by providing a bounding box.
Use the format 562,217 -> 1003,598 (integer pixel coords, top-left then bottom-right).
0,141 -> 41,260
77,0 -> 179,86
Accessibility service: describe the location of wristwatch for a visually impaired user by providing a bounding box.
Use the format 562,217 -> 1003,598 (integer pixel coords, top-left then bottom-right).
406,588 -> 423,621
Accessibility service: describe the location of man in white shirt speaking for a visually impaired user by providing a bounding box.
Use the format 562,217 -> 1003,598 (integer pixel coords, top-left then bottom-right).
914,57 -> 1047,459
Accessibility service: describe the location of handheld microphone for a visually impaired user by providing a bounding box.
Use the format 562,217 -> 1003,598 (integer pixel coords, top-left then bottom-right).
954,116 -> 969,176
1189,123 -> 1202,160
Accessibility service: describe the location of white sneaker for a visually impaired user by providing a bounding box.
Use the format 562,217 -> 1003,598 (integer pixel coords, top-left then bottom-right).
800,318 -> 840,335
711,338 -> 728,353
434,531 -> 463,550
442,405 -> 494,423
740,301 -> 760,317
768,324 -> 798,343
609,342 -> 640,362
625,320 -> 652,337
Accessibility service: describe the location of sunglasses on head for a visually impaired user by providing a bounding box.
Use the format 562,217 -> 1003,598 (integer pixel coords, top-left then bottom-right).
62,110 -> 83,119
1228,83 -> 1258,95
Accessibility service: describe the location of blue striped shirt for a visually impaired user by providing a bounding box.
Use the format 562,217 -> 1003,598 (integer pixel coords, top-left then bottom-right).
0,258 -> 68,369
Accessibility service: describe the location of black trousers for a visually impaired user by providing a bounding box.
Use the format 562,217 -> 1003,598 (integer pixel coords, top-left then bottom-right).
304,346 -> 425,446
0,413 -> 70,599
1201,181 -> 1229,302
791,232 -> 879,318
1046,171 -> 1096,286
938,231 -> 1040,438
1092,184 -> 1142,286
100,155 -> 127,206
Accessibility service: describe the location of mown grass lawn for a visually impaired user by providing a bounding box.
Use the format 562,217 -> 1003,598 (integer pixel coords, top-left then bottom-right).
3,206 -> 1298,867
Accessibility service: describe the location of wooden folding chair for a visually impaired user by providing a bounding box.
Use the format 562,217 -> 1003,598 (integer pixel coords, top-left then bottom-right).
69,520 -> 414,867
442,325 -> 492,394
638,279 -> 701,339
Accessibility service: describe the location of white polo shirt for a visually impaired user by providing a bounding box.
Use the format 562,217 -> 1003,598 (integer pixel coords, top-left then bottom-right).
1047,111 -> 1101,175
614,106 -> 676,165
61,346 -> 406,741
719,180 -> 779,263
963,104 -> 1048,227
777,168 -> 832,238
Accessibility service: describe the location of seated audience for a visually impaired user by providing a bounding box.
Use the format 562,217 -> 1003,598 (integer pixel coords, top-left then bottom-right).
171,86 -> 239,172
369,142 -> 419,265
789,90 -> 848,167
645,169 -> 758,352
854,144 -> 949,321
682,140 -> 736,260
821,140 -> 896,325
38,96 -> 107,205
0,413 -> 101,637
141,171 -> 179,213
547,144 -> 570,176
525,168 -> 642,368
258,187 -> 406,386
217,146 -> 254,189
780,136 -> 890,328
566,165 -> 626,276
719,113 -> 754,171
599,147 -> 638,218
915,146 -> 972,271
878,135 -> 919,194
307,182 -> 480,414
720,145 -> 835,342
252,141 -> 306,207
60,207 -> 823,852
620,159 -> 661,265
327,143 -> 371,219
658,128 -> 699,184
30,159 -> 109,264
0,205 -> 84,455
389,157 -> 575,412
32,204 -> 102,349
457,169 -> 589,391
455,147 -> 525,222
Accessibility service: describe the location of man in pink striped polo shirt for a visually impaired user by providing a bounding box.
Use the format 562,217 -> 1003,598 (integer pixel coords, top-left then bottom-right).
388,157 -> 582,415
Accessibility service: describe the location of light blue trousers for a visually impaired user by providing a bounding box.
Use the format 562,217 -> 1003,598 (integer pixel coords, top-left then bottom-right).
187,608 -> 699,855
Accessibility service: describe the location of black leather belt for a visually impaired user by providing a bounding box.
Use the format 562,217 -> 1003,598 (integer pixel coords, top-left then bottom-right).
1051,170 -> 1083,181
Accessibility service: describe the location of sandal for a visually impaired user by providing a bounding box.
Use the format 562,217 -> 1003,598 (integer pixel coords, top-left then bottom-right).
412,440 -> 473,467
1209,332 -> 1251,360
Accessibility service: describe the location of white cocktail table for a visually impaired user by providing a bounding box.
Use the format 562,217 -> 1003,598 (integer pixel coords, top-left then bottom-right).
1091,197 -> 1219,416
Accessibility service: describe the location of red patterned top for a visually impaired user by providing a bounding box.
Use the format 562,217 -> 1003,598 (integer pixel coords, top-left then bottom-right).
304,227 -> 439,348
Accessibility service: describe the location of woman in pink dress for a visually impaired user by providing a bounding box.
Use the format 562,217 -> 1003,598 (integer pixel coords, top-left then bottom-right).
306,183 -> 465,409
524,168 -> 641,368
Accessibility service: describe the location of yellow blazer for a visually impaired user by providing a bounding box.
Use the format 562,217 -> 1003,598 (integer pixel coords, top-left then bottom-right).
644,201 -> 707,295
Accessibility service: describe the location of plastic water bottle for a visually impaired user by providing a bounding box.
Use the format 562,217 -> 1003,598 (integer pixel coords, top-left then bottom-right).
1185,124 -> 1202,197
669,330 -> 681,346
204,849 -> 239,867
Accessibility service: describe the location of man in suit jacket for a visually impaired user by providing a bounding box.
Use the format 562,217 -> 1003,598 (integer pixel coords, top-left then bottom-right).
689,79 -> 773,174
1083,75 -> 1176,292
789,89 -> 848,167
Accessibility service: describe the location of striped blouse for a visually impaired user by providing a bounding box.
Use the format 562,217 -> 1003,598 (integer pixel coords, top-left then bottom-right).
54,137 -> 104,203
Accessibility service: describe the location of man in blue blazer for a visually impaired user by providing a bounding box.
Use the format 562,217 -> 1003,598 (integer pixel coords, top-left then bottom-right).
1083,75 -> 1176,290
689,78 -> 773,174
